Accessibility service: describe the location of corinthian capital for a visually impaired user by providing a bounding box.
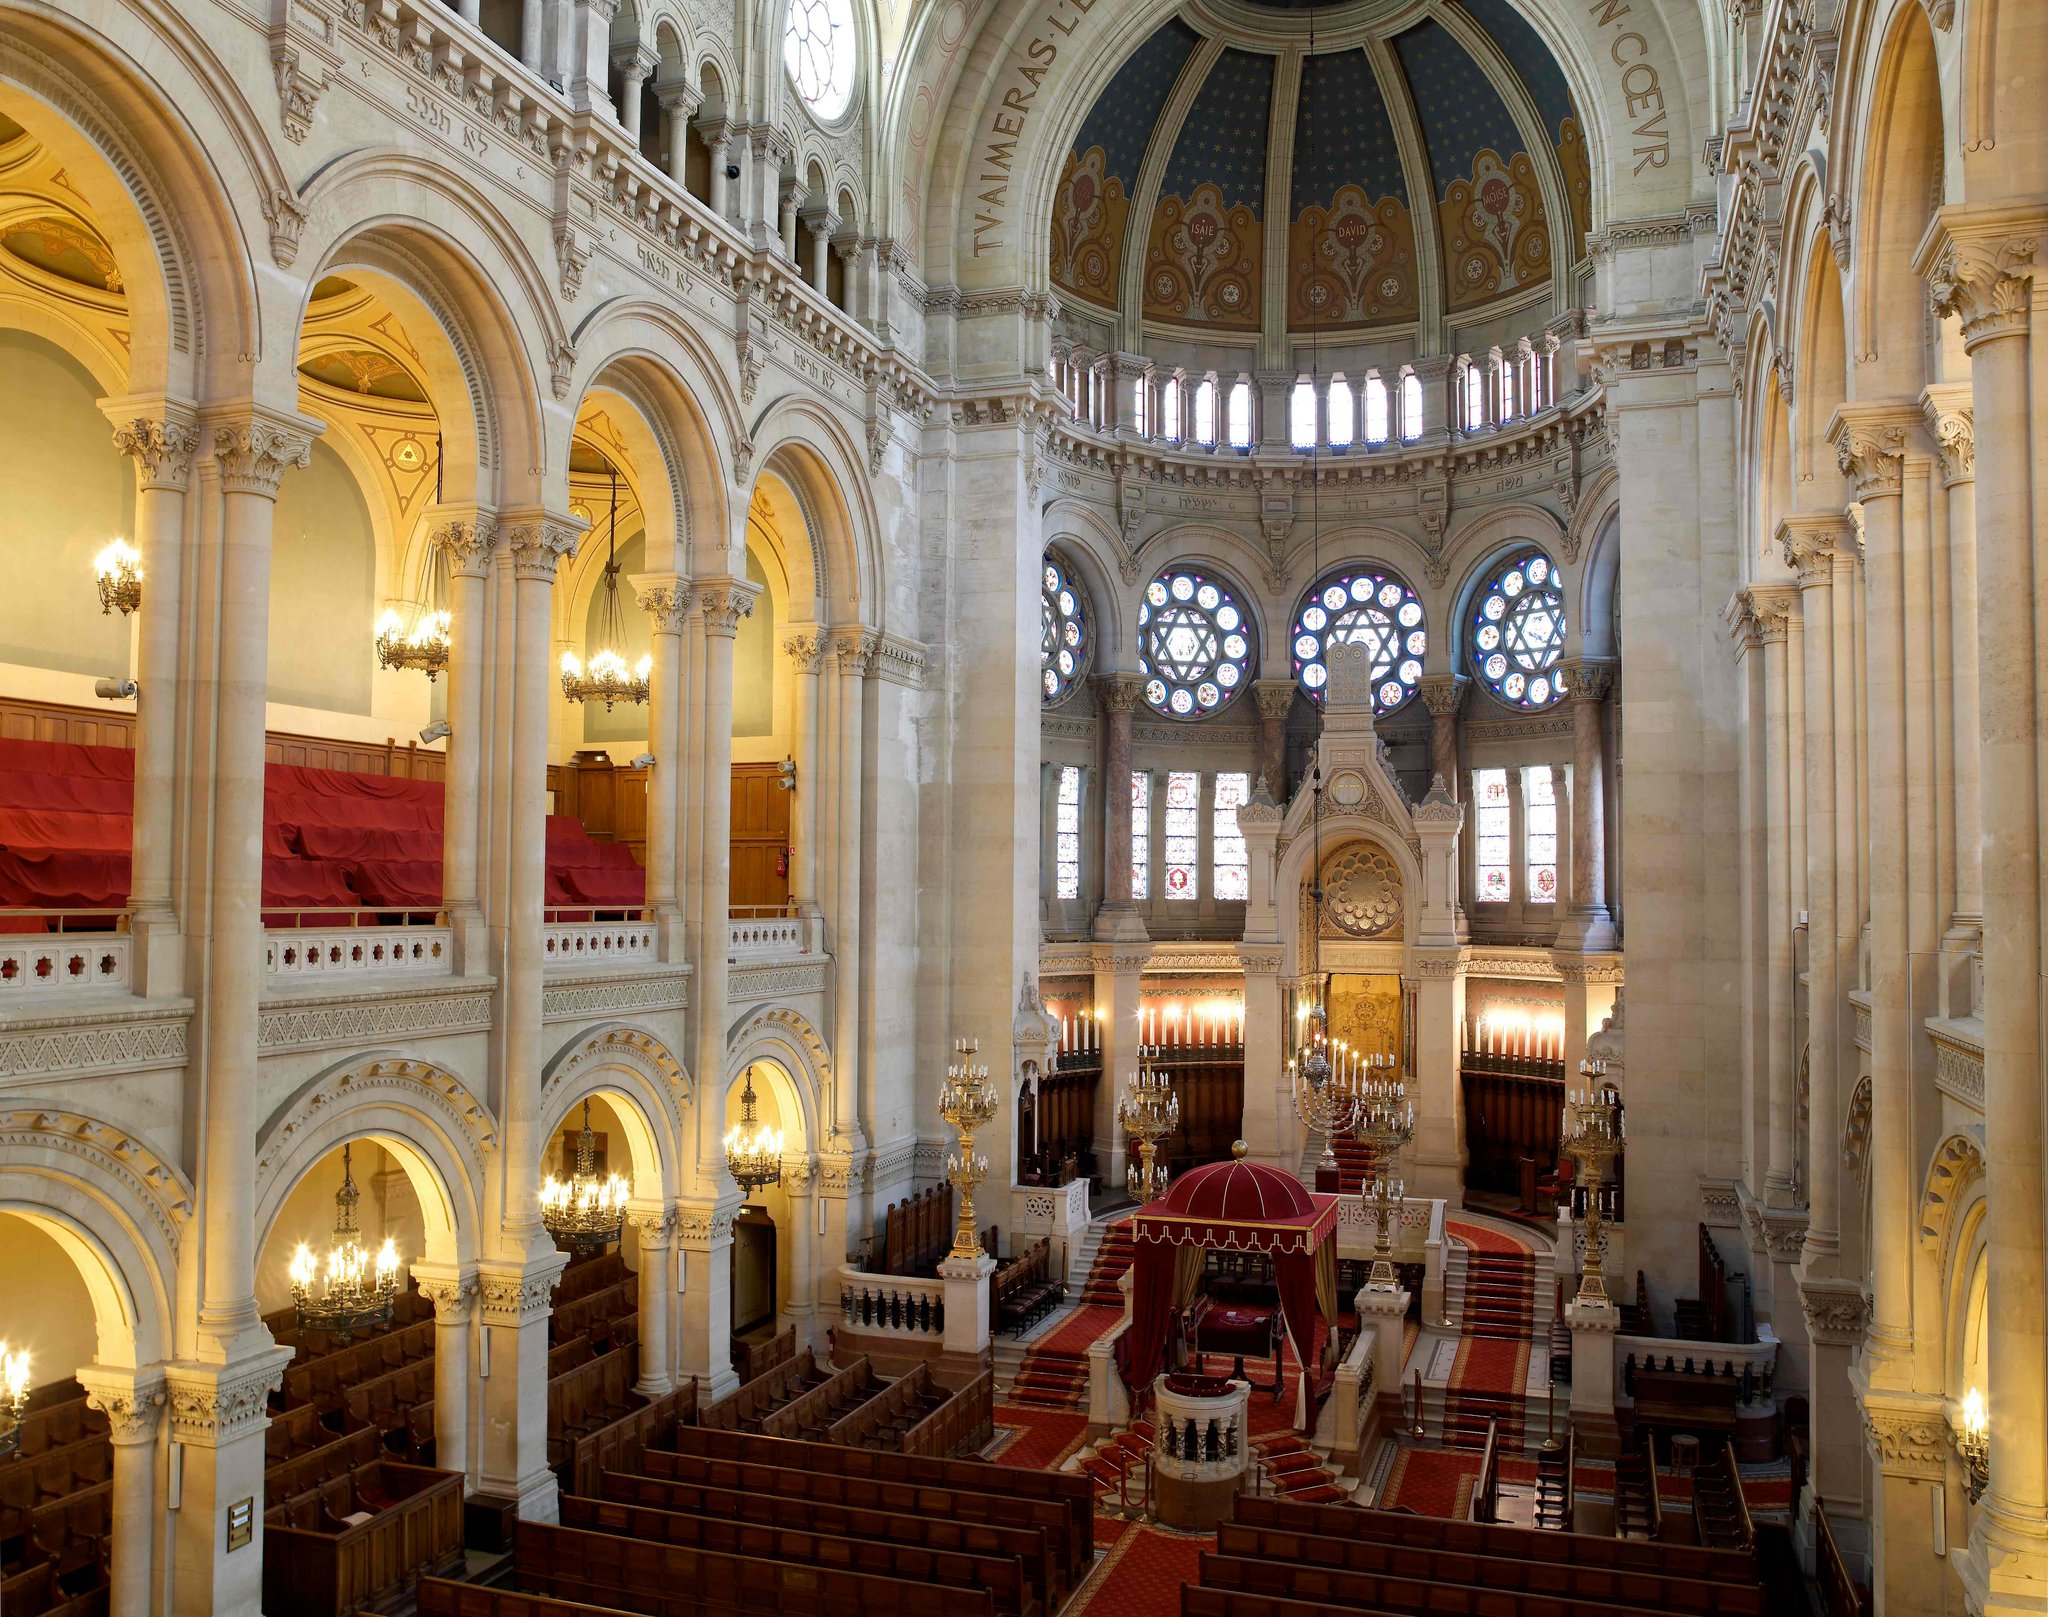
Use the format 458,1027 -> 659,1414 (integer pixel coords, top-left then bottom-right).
831,625 -> 879,675
698,577 -> 763,637
503,511 -> 585,581
631,572 -> 692,634
1775,514 -> 1853,585
1096,673 -> 1146,715
1826,405 -> 1918,499
211,410 -> 318,497
107,404 -> 201,491
783,632 -> 826,672
1919,207 -> 2041,347
1418,674 -> 1468,719
432,510 -> 501,579
1559,660 -> 1614,702
1920,384 -> 1974,483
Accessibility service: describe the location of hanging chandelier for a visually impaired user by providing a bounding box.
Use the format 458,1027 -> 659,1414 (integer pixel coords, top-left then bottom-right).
93,539 -> 142,616
0,1345 -> 29,1459
723,1071 -> 785,1194
540,1099 -> 630,1255
289,1143 -> 402,1337
374,438 -> 453,678
561,460 -> 651,709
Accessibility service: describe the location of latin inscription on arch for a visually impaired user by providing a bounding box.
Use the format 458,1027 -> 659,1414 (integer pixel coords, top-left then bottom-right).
1584,0 -> 1672,177
972,0 -> 1098,257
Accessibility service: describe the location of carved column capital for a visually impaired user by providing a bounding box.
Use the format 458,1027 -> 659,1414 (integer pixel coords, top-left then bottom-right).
476,1255 -> 568,1326
1920,383 -> 1975,483
1920,211 -> 2042,348
413,1272 -> 478,1323
1776,514 -> 1853,585
77,1368 -> 167,1445
1096,672 -> 1146,715
1252,678 -> 1297,722
697,578 -> 762,637
106,402 -> 201,491
627,1204 -> 679,1244
209,409 -> 319,498
1858,1383 -> 1951,1482
631,572 -> 692,634
431,509 -> 502,579
1827,407 -> 1918,499
162,1351 -> 292,1448
503,511 -> 586,582
783,632 -> 827,673
1798,1275 -> 1870,1347
1559,660 -> 1614,703
1418,675 -> 1468,718
831,626 -> 880,676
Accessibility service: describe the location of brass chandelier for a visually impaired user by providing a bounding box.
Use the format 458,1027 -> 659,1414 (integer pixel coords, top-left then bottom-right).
93,539 -> 142,616
560,461 -> 651,709
723,1071 -> 784,1195
374,438 -> 453,678
289,1144 -> 402,1337
540,1099 -> 630,1255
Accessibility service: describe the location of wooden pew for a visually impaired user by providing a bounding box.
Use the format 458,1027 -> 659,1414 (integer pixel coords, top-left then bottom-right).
1212,1523 -> 1765,1616
513,1520 -> 996,1617
992,1239 -> 1061,1336
1183,1587 -> 1365,1617
262,1461 -> 464,1617
547,1346 -> 641,1466
341,1357 -> 436,1442
731,1327 -> 794,1386
281,1319 -> 435,1412
758,1357 -> 881,1441
560,1493 -> 1041,1617
422,1580 -> 642,1617
267,1427 -> 384,1502
25,1480 -> 111,1593
639,1444 -> 1085,1591
598,1465 -> 1063,1607
563,1383 -> 697,1501
901,1369 -> 994,1459
1196,1548 -> 1686,1617
822,1365 -> 944,1449
696,1350 -> 822,1432
657,1423 -> 1095,1568
555,1253 -> 628,1306
1229,1498 -> 1759,1585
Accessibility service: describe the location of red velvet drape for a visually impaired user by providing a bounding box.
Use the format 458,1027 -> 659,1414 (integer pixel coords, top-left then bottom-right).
1273,1248 -> 1323,1429
1114,1242 -> 1177,1396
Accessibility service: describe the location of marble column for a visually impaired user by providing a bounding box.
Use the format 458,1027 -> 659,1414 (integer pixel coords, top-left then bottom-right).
438,512 -> 498,970
1922,385 -> 1982,1006
611,42 -> 658,143
105,402 -> 197,996
701,120 -> 733,219
78,1369 -> 164,1617
629,1207 -> 677,1397
1252,680 -> 1294,799
1557,662 -> 1615,948
656,83 -> 700,183
411,1267 -> 476,1485
1926,215 -> 2048,1609
634,575 -> 689,957
1418,675 -> 1465,800
828,628 -> 872,1151
778,180 -> 804,261
1093,674 -> 1145,921
804,211 -> 838,293
779,1158 -> 820,1351
783,634 -> 825,913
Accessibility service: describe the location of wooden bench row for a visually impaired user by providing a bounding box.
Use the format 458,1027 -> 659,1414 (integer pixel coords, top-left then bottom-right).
0,1436 -> 113,1523
560,1492 -> 1042,1617
342,1355 -> 435,1437
696,1349 -> 823,1432
993,1239 -> 1062,1337
547,1345 -> 641,1467
555,1253 -> 628,1307
7,1393 -> 106,1463
731,1326 -> 795,1386
1212,1522 -> 1766,1617
263,1461 -> 464,1617
901,1369 -> 995,1459
422,1583 -> 636,1617
267,1426 -> 385,1502
15,1480 -> 111,1594
1,1556 -> 109,1617
824,1364 -> 946,1450
281,1319 -> 434,1412
757,1357 -> 881,1442
552,1280 -> 638,1348
561,1383 -> 697,1501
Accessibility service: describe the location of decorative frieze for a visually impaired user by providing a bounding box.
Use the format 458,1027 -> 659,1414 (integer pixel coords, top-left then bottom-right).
164,1352 -> 291,1446
0,1009 -> 187,1081
259,983 -> 493,1052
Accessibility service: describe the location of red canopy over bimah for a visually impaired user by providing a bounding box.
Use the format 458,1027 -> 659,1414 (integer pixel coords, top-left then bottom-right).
1114,1157 -> 1340,1428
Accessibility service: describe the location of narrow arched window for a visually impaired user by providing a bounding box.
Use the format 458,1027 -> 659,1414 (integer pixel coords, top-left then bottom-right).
1192,378 -> 1217,447
1328,377 -> 1355,449
1161,375 -> 1182,442
1226,380 -> 1252,449
1400,372 -> 1423,440
1289,380 -> 1316,451
1363,375 -> 1388,445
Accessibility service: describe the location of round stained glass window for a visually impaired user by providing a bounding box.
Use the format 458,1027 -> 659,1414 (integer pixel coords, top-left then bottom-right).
784,0 -> 857,120
1138,566 -> 1255,718
1290,568 -> 1426,713
1042,554 -> 1088,704
1471,549 -> 1568,708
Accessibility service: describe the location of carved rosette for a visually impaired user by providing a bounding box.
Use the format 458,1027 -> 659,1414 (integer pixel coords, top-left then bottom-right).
111,416 -> 201,492
212,417 -> 316,498
506,515 -> 584,583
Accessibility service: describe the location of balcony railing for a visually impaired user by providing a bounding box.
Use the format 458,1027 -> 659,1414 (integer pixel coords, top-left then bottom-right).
728,909 -> 822,960
264,913 -> 454,983
543,915 -> 657,968
0,911 -> 131,997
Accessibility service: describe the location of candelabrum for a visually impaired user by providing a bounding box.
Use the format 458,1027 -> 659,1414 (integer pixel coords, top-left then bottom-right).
1560,1061 -> 1624,1304
1954,1387 -> 1989,1504
1117,1046 -> 1180,1204
0,1345 -> 29,1459
1358,1071 -> 1415,1291
939,1036 -> 1000,1260
722,1070 -> 786,1196
289,1144 -> 402,1337
93,539 -> 142,616
541,1099 -> 632,1253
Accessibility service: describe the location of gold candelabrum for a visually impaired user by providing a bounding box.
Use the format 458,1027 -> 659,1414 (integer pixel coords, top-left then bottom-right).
0,1345 -> 30,1459
1359,1071 -> 1415,1291
939,1036 -> 999,1261
1954,1387 -> 1989,1504
1561,1060 -> 1624,1304
1117,1045 -> 1180,1204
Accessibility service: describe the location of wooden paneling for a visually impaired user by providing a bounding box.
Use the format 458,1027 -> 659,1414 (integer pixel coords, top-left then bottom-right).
729,763 -> 790,910
1160,1057 -> 1245,1178
0,696 -> 445,776
1460,1065 -> 1566,1196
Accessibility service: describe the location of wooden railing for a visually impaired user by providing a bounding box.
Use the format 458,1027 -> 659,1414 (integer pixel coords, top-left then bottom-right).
1468,1418 -> 1501,1524
1815,1498 -> 1870,1617
262,1462 -> 464,1617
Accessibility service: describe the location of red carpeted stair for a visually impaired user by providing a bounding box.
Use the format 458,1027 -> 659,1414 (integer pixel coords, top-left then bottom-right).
1008,1218 -> 1137,1409
1079,1419 -> 1155,1499
1077,1218 -> 1136,1307
1442,1222 -> 1536,1450
1320,1126 -> 1376,1196
1253,1433 -> 1347,1504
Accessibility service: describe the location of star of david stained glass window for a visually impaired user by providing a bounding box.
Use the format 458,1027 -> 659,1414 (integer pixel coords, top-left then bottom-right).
1471,549 -> 1567,709
1042,554 -> 1088,704
1291,568 -> 1426,713
1138,567 -> 1254,718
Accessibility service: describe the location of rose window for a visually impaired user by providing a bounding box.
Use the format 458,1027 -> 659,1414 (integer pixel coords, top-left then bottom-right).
1041,553 -> 1088,704
1291,569 -> 1426,713
1138,567 -> 1254,718
1471,549 -> 1567,708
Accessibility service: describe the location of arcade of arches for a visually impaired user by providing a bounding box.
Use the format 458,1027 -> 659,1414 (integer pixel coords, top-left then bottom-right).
0,0 -> 2040,1612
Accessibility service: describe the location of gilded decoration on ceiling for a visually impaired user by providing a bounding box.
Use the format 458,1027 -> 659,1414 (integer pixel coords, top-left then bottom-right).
1289,189 -> 1419,329
1144,185 -> 1260,329
1440,148 -> 1550,310
1049,147 -> 1126,312
1556,116 -> 1591,247
2,215 -> 123,292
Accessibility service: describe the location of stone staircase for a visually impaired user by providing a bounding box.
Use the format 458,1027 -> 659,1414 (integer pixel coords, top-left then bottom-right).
996,1211 -> 1136,1410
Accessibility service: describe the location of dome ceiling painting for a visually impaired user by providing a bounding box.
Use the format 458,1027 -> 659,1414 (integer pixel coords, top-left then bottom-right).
1049,0 -> 1592,335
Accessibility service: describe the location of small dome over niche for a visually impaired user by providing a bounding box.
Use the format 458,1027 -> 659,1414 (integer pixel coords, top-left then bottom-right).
1048,0 -> 1591,339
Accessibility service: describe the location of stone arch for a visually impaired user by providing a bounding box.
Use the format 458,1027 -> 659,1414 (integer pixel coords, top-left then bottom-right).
1126,527 -> 1274,677
724,1004 -> 835,1157
1274,817 -> 1426,967
1573,489 -> 1622,662
0,1107 -> 187,1368
1788,221 -> 1850,498
254,1054 -> 497,1273
539,1024 -> 693,1203
1841,1074 -> 1873,1182
750,404 -> 883,627
1918,1128 -> 1985,1268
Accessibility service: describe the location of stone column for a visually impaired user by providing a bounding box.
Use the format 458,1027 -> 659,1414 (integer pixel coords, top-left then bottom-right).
828,628 -> 873,1151
629,1207 -> 677,1397
475,1261 -> 564,1520
701,120 -> 733,219
198,411 -> 315,1355
675,1200 -> 738,1402
1252,680 -> 1294,799
1557,662 -> 1614,947
439,512 -> 498,970
656,82 -> 699,181
1090,942 -> 1149,1188
1564,1297 -> 1621,1457
634,575 -> 689,957
411,1267 -> 476,1485
1094,674 -> 1145,919
1410,778 -> 1467,1201
565,0 -> 619,117
518,0 -> 543,70
611,42 -> 658,143
780,1158 -> 820,1351
778,179 -> 804,261
78,1369 -> 164,1617
1417,676 -> 1464,800
1748,585 -> 1802,1208
1237,944 -> 1285,1167
803,210 -> 839,292
1926,215 -> 2048,1609
163,1355 -> 289,1617
105,403 -> 197,995
1922,385 -> 1982,1001
783,634 -> 825,913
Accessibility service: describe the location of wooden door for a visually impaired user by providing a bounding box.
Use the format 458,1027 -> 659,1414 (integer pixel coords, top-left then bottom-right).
729,764 -> 791,909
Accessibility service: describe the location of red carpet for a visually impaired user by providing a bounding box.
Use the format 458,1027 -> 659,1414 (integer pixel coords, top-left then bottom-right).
1378,1445 -> 1484,1516
1065,1519 -> 1209,1615
985,1402 -> 1089,1471
1007,1219 -> 1135,1409
1077,1218 -> 1136,1306
1443,1219 -> 1536,1449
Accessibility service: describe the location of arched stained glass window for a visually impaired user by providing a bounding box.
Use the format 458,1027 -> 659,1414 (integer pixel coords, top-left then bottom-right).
784,0 -> 857,119
1041,553 -> 1088,704
1471,548 -> 1568,709
1138,566 -> 1254,719
1291,568 -> 1426,713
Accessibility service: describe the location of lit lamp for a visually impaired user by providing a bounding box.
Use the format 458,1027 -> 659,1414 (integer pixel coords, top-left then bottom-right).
373,446 -> 454,678
1560,1061 -> 1624,1304
289,1144 -> 402,1338
94,539 -> 142,616
1292,995 -> 1364,1173
0,1345 -> 29,1458
560,462 -> 651,709
938,1036 -> 1000,1259
1955,1387 -> 1989,1504
1117,1046 -> 1179,1204
722,1071 -> 785,1196
1359,1067 -> 1415,1291
540,1099 -> 631,1254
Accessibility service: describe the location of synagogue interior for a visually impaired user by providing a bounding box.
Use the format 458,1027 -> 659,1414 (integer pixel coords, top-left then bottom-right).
0,0 -> 2036,1611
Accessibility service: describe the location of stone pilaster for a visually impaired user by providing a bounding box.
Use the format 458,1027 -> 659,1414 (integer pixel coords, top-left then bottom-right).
411,1266 -> 477,1484
1094,674 -> 1146,919
435,508 -> 499,971
476,1252 -> 568,1520
77,1368 -> 165,1617
633,574 -> 691,959
1252,679 -> 1295,795
826,625 -> 873,1156
163,1351 -> 291,1617
628,1206 -> 677,1396
783,633 -> 827,915
675,1196 -> 740,1402
1556,661 -> 1615,948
